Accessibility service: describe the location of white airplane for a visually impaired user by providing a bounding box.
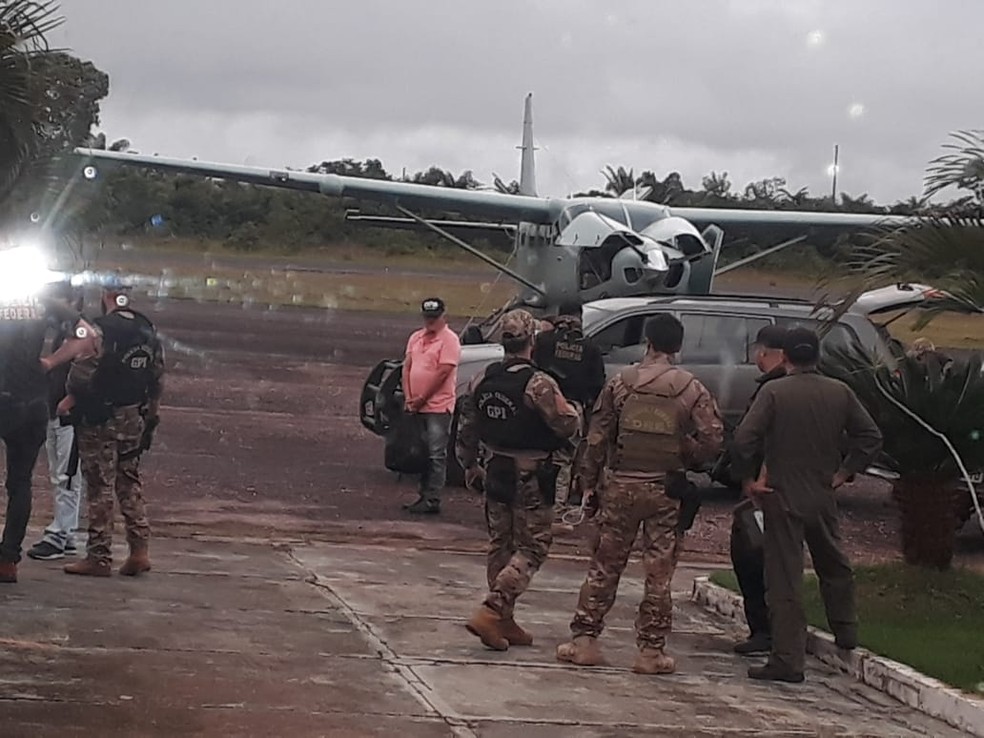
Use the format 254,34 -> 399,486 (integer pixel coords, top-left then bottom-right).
74,94 -> 909,316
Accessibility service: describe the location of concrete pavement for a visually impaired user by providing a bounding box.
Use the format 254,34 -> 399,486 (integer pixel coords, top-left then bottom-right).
0,536 -> 963,737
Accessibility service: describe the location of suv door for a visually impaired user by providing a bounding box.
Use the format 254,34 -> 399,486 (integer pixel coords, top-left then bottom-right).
587,308 -> 767,431
676,312 -> 769,430
587,312 -> 649,378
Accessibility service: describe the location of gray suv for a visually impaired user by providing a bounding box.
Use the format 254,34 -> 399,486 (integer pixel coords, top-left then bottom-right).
362,286 -> 923,482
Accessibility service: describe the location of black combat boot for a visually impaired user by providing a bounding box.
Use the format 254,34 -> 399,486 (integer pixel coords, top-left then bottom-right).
733,632 -> 772,656
748,662 -> 804,684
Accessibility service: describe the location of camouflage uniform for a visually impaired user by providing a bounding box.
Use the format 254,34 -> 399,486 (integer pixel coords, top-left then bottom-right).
76,406 -> 151,563
64,307 -> 165,570
457,310 -> 579,646
568,354 -> 723,655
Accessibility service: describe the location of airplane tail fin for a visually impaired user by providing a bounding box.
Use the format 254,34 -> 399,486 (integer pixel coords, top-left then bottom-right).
518,93 -> 537,197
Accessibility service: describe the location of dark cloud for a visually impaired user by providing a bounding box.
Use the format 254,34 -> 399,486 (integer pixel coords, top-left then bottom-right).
52,0 -> 984,201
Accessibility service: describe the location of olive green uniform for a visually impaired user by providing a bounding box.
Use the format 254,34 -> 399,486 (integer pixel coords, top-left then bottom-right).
732,370 -> 882,675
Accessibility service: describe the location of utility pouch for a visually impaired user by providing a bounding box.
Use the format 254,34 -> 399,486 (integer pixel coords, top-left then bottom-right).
486,455 -> 517,505
80,398 -> 114,427
536,459 -> 561,506
734,498 -> 765,551
664,471 -> 692,500
665,471 -> 702,533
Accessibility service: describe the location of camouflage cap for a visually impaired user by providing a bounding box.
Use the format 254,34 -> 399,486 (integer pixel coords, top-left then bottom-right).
500,309 -> 536,341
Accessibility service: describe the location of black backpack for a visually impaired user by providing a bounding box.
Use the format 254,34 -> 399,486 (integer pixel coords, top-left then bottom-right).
384,412 -> 428,474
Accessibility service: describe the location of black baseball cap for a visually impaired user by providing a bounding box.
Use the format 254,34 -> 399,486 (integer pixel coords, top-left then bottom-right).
752,324 -> 787,350
783,326 -> 821,365
420,297 -> 446,318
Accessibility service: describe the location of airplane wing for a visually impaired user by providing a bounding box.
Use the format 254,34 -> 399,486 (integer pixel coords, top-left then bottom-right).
668,206 -> 911,230
73,148 -> 558,224
344,211 -> 516,233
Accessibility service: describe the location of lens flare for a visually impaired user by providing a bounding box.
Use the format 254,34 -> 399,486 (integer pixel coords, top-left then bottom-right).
0,246 -> 60,299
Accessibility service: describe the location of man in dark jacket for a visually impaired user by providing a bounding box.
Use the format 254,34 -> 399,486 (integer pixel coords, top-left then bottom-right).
0,257 -> 60,582
732,327 -> 882,683
533,303 -> 605,508
728,324 -> 788,656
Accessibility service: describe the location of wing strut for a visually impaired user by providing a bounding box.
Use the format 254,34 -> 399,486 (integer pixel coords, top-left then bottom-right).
394,205 -> 546,296
713,235 -> 808,276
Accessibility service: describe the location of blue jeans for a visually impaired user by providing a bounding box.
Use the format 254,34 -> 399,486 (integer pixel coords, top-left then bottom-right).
42,419 -> 84,551
418,412 -> 452,502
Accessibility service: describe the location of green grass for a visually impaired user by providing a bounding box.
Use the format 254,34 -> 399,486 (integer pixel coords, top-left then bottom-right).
710,565 -> 984,692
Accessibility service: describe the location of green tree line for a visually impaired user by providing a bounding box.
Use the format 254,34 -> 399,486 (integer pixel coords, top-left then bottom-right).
0,38 -> 976,266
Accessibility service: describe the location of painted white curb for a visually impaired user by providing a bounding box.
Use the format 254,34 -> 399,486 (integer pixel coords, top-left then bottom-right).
692,576 -> 984,737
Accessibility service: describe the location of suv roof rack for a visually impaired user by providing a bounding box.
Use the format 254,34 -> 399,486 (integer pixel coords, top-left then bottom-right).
643,293 -> 816,308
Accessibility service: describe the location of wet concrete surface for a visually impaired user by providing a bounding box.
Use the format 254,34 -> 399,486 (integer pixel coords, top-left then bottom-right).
0,536 -> 966,737
1,276 -> 980,734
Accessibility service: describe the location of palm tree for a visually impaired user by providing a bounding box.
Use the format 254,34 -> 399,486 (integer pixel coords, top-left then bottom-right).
823,131 -> 984,324
0,0 -> 62,199
821,348 -> 984,569
924,129 -> 984,203
602,165 -> 635,196
817,129 -> 984,569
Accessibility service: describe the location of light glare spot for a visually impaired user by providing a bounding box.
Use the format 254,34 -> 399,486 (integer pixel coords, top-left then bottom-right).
806,30 -> 824,48
848,102 -> 865,119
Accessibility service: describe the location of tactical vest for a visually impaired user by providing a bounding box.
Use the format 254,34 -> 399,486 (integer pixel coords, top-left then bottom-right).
537,324 -> 592,403
92,309 -> 159,407
474,359 -> 567,453
612,365 -> 695,474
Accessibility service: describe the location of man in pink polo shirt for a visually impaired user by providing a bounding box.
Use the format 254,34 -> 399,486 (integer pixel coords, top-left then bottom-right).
401,297 -> 461,514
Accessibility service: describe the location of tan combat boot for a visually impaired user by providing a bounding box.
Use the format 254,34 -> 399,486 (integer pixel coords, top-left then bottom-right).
119,544 -> 151,577
64,558 -> 112,577
633,647 -> 676,675
465,605 -> 509,651
556,636 -> 607,666
499,616 -> 534,647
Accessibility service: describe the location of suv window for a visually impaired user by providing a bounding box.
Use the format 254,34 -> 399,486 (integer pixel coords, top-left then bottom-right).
591,314 -> 646,364
679,314 -> 769,365
774,318 -> 859,353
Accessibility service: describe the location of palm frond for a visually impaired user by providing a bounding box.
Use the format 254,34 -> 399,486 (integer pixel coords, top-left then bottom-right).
0,1 -> 64,197
815,212 -> 984,328
925,129 -> 984,202
820,347 -> 984,478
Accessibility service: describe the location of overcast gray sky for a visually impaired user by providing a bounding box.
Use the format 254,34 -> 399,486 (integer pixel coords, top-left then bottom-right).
52,0 -> 982,203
